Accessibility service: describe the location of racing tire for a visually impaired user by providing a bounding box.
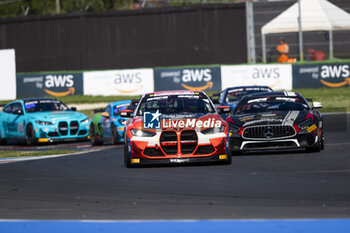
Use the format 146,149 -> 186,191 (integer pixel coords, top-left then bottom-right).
305,144 -> 321,153
231,150 -> 242,156
90,124 -> 103,146
222,154 -> 232,165
111,124 -> 119,145
320,133 -> 325,150
0,132 -> 7,145
26,124 -> 36,146
124,142 -> 132,168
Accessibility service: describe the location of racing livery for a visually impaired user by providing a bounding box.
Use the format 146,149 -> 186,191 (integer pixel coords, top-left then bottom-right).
0,98 -> 90,145
226,92 -> 324,154
121,90 -> 231,167
213,86 -> 273,111
90,100 -> 135,145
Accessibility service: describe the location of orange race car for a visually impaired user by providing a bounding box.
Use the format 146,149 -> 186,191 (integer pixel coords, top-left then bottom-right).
121,90 -> 231,167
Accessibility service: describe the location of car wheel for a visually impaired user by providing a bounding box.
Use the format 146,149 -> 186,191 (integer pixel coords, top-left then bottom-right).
231,150 -> 242,156
320,133 -> 325,150
0,132 -> 7,145
111,124 -> 119,145
306,144 -> 321,153
26,124 -> 36,146
124,142 -> 132,168
222,154 -> 232,165
90,124 -> 102,146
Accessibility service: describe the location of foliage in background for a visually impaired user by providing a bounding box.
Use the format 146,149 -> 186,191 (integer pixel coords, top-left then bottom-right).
0,149 -> 79,158
0,0 -> 133,17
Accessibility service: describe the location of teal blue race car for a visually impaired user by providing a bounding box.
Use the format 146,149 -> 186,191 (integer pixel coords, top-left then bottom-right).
0,98 -> 90,146
90,100 -> 136,145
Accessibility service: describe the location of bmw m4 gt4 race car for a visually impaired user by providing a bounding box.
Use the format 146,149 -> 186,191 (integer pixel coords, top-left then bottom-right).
226,92 -> 324,154
0,98 -> 90,146
212,86 -> 273,111
90,100 -> 137,145
121,90 -> 232,167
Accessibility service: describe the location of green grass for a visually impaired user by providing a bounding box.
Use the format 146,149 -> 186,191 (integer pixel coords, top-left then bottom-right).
0,150 -> 79,158
293,88 -> 350,112
1,88 -> 349,113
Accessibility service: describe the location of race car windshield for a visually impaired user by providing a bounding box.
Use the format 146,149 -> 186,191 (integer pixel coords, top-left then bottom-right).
226,89 -> 271,103
136,94 -> 215,116
24,100 -> 69,113
234,98 -> 309,114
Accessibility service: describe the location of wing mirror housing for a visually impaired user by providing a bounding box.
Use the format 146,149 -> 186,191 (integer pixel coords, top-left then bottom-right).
218,106 -> 231,114
313,101 -> 322,109
101,112 -> 110,117
120,110 -> 133,118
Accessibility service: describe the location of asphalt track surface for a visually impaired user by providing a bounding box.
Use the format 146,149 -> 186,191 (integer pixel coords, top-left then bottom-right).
0,113 -> 349,220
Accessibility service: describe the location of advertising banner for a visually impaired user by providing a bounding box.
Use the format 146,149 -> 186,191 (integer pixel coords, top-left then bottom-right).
154,67 -> 221,92
0,49 -> 16,100
221,64 -> 292,91
16,73 -> 83,98
293,64 -> 350,88
84,69 -> 154,96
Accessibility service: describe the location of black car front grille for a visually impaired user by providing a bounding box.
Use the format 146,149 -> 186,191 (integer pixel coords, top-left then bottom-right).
48,132 -> 60,137
195,145 -> 215,155
143,148 -> 164,157
160,131 -> 178,155
243,125 -> 295,139
58,122 -> 68,136
70,121 -> 79,135
180,130 -> 197,154
78,129 -> 88,135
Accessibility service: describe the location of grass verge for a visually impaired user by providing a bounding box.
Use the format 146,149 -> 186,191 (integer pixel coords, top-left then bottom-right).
0,150 -> 79,158
1,88 -> 349,113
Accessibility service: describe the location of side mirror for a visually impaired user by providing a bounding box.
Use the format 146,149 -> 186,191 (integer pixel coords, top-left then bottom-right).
313,101 -> 322,109
217,106 -> 231,114
71,107 -> 77,111
101,112 -> 110,117
120,110 -> 133,118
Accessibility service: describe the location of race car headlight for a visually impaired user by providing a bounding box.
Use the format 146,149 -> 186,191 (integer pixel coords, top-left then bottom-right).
130,129 -> 156,137
80,118 -> 89,124
298,118 -> 313,130
118,119 -> 126,125
201,125 -> 225,135
36,120 -> 54,125
228,122 -> 240,133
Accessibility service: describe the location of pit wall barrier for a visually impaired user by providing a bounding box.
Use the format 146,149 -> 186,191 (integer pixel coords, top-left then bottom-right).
293,63 -> 350,88
15,63 -> 349,99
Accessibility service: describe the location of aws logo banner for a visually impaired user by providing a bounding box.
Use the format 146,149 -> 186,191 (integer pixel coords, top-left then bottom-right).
221,64 -> 293,91
16,73 -> 83,98
293,64 -> 350,88
84,69 -> 154,96
154,67 -> 221,91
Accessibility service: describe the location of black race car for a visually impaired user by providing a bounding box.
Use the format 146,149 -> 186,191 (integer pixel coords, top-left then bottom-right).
226,91 -> 324,154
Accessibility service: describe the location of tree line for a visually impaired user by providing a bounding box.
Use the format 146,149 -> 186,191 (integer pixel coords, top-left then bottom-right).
0,0 -> 134,17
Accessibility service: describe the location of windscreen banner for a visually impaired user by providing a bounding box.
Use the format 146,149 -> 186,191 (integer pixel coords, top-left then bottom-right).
221,64 -> 292,91
0,49 -> 16,100
84,69 -> 154,96
293,64 -> 350,88
16,73 -> 83,98
154,67 -> 221,92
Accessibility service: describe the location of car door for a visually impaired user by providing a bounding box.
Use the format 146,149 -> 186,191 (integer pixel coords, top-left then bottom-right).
6,103 -> 26,138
